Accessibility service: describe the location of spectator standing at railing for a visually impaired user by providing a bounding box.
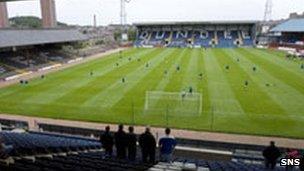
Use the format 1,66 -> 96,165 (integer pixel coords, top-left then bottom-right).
263,141 -> 281,170
158,128 -> 177,163
114,124 -> 127,159
100,126 -> 114,158
126,126 -> 137,161
139,127 -> 156,164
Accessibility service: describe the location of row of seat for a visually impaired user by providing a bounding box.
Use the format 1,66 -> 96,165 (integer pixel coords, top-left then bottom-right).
1,149 -> 286,171
135,30 -> 253,48
136,39 -> 253,48
0,151 -> 153,171
0,132 -> 101,156
0,131 -> 289,170
150,157 -> 286,171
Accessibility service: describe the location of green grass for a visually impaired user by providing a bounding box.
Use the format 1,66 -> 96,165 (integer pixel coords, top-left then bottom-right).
0,48 -> 304,138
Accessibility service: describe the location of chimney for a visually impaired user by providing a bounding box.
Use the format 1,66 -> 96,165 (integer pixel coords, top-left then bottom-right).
93,14 -> 97,28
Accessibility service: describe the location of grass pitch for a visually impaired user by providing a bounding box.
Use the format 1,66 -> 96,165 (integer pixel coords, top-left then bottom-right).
0,48 -> 303,138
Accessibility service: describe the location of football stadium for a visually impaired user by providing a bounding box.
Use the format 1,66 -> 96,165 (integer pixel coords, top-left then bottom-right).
0,0 -> 304,170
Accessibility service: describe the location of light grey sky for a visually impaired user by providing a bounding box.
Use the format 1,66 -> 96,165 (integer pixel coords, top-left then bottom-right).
7,0 -> 304,26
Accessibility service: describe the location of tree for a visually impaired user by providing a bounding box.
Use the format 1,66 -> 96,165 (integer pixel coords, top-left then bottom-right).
114,30 -> 122,41
127,28 -> 136,41
9,16 -> 68,28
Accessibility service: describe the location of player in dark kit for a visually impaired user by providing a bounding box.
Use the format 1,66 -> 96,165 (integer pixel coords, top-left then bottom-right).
189,86 -> 193,94
181,90 -> 186,100
253,66 -> 257,72
176,66 -> 180,71
244,80 -> 249,87
301,64 -> 304,69
243,80 -> 249,91
122,78 -> 125,83
199,73 -> 203,80
225,65 -> 230,70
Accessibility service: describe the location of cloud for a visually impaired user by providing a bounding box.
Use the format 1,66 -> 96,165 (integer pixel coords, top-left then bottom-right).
6,0 -> 304,26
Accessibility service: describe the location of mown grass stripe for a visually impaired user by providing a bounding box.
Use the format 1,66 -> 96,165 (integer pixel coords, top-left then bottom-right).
134,49 -> 187,113
181,49 -> 199,90
239,48 -> 304,94
0,47 -> 303,138
18,49 -> 157,105
111,49 -> 184,121
230,48 -> 304,137
163,49 -> 192,92
254,48 -> 304,72
53,48 -> 162,106
154,49 -> 187,91
204,49 -> 245,116
231,49 -> 304,115
216,49 -> 285,115
103,49 -> 176,108
0,48 -> 151,102
82,49 -> 175,108
198,49 -> 211,115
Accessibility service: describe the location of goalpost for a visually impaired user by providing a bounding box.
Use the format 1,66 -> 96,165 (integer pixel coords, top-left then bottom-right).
144,91 -> 202,116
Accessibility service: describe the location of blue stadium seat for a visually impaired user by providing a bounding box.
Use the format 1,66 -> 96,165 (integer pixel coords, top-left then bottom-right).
135,28 -> 255,48
0,131 -> 288,171
0,132 -> 101,156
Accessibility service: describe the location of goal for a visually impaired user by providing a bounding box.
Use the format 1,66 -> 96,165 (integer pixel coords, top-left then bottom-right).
144,91 -> 202,116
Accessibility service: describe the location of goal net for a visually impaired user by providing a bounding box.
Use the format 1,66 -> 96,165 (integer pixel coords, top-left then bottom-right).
144,91 -> 202,116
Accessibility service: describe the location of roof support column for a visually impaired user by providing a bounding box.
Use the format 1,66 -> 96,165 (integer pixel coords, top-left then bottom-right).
40,0 -> 57,28
0,2 -> 9,28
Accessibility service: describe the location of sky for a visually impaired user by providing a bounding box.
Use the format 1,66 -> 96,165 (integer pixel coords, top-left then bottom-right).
6,0 -> 304,26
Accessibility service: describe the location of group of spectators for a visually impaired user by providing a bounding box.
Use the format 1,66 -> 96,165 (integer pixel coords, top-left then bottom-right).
100,124 -> 177,164
100,125 -> 304,170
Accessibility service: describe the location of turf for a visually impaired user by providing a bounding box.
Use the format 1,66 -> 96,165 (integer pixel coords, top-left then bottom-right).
0,48 -> 303,138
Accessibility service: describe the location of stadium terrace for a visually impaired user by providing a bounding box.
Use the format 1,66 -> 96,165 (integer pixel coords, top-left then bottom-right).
134,21 -> 257,48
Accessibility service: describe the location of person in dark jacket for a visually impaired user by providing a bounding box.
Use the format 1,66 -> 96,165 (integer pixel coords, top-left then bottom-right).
100,126 -> 114,158
263,141 -> 281,170
139,127 -> 156,164
126,126 -> 137,161
114,124 -> 127,159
